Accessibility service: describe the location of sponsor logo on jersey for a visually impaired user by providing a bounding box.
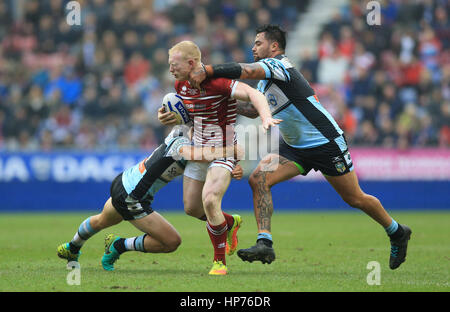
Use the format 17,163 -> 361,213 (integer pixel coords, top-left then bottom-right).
174,101 -> 190,123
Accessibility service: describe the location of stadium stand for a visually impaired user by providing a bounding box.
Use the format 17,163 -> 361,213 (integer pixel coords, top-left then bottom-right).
0,0 -> 448,153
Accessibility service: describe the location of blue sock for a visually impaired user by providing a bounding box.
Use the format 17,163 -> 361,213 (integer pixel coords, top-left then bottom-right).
78,217 -> 99,239
71,217 -> 99,248
133,234 -> 147,252
385,219 -> 399,236
257,233 -> 273,247
122,234 -> 147,253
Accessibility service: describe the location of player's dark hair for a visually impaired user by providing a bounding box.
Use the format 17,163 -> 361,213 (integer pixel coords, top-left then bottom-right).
256,24 -> 287,51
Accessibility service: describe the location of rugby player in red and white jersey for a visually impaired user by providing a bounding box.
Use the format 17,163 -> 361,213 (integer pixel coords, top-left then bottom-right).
159,40 -> 281,275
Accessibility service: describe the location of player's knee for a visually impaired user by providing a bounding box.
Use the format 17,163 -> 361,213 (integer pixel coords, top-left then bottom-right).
249,170 -> 270,190
88,214 -> 103,230
184,206 -> 196,217
165,235 -> 181,252
183,202 -> 205,220
342,193 -> 365,209
202,192 -> 220,210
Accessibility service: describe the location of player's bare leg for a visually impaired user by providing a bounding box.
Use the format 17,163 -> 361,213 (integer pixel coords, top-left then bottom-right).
102,210 -> 182,271
129,212 -> 181,253
183,175 -> 207,220
90,198 -> 123,230
202,166 -> 232,274
325,171 -> 392,227
202,167 -> 231,225
184,171 -> 242,255
57,198 -> 123,262
325,170 -> 412,269
237,154 -> 300,264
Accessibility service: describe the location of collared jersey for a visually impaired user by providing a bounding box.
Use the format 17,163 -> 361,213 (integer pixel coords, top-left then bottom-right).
175,78 -> 239,147
256,54 -> 343,149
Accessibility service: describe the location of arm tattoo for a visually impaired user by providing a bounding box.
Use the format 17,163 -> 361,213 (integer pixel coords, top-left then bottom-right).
240,63 -> 266,79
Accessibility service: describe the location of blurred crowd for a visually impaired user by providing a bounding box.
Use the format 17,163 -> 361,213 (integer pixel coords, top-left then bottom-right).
0,0 -> 303,151
0,0 -> 448,152
303,0 -> 450,148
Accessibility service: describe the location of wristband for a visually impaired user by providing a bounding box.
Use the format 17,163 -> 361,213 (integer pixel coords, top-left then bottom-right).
211,62 -> 242,79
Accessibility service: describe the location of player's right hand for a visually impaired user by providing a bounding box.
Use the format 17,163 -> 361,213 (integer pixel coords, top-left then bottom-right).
261,117 -> 283,133
231,164 -> 243,180
189,65 -> 207,89
158,106 -> 179,126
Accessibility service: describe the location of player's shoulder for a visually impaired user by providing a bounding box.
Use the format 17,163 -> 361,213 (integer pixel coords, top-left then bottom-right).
259,55 -> 294,70
257,55 -> 294,82
203,77 -> 235,92
204,77 -> 233,86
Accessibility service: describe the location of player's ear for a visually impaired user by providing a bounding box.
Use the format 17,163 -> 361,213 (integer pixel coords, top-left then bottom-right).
270,41 -> 279,53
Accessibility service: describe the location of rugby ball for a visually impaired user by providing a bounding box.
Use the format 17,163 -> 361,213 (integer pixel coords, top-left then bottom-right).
162,93 -> 190,125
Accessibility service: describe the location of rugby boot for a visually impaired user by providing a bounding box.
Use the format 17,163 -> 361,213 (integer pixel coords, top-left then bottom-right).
102,234 -> 121,271
237,240 -> 276,264
208,260 -> 228,275
226,214 -> 242,256
389,224 -> 412,270
57,243 -> 81,262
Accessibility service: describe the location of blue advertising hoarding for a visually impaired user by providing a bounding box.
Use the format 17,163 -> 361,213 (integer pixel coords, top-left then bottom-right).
0,151 -> 449,212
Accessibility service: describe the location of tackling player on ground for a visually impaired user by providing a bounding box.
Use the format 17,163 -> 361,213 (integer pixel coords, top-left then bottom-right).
189,24 -> 411,270
159,40 -> 281,275
56,127 -> 243,271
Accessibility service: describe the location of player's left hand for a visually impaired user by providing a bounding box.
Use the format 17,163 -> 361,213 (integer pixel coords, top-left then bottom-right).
158,106 -> 179,126
262,117 -> 282,133
231,164 -> 243,180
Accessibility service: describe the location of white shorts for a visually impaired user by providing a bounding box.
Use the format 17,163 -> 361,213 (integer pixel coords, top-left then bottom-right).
183,157 -> 236,182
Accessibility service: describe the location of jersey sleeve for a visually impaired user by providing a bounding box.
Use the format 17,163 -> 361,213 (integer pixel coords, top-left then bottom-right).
257,58 -> 291,82
129,144 -> 175,200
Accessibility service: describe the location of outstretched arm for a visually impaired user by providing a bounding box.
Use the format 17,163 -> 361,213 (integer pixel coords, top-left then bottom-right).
232,82 -> 282,132
191,62 -> 266,87
236,100 -> 259,119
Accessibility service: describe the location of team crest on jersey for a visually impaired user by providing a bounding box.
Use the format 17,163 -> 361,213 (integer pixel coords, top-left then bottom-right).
179,86 -> 199,96
334,161 -> 346,173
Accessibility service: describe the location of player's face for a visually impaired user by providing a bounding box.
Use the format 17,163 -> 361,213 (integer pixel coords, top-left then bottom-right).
168,51 -> 192,81
252,32 -> 272,61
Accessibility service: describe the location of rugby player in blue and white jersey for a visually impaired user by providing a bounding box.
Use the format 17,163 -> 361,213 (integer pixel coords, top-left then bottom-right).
190,25 -> 411,270
57,126 -> 243,271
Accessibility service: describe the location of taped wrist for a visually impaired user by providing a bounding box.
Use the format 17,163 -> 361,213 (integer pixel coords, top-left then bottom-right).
211,62 -> 242,79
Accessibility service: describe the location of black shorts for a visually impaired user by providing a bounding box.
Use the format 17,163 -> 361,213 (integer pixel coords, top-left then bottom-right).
110,173 -> 154,221
279,135 -> 354,177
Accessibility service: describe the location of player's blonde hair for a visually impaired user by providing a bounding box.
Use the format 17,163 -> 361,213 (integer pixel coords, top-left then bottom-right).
168,41 -> 202,64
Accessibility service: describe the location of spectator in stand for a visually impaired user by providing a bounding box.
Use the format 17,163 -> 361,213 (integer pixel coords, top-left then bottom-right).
0,0 -> 447,151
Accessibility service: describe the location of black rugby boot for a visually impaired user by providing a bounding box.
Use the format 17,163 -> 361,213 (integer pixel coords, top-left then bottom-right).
389,224 -> 412,270
237,240 -> 276,264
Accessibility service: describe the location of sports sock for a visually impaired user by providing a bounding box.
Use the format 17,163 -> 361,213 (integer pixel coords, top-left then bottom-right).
257,232 -> 273,248
222,212 -> 235,229
206,220 -> 228,265
114,235 -> 147,254
385,219 -> 404,240
70,217 -> 99,252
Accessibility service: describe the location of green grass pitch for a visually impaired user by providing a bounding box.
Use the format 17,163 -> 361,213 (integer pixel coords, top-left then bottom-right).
0,211 -> 448,292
